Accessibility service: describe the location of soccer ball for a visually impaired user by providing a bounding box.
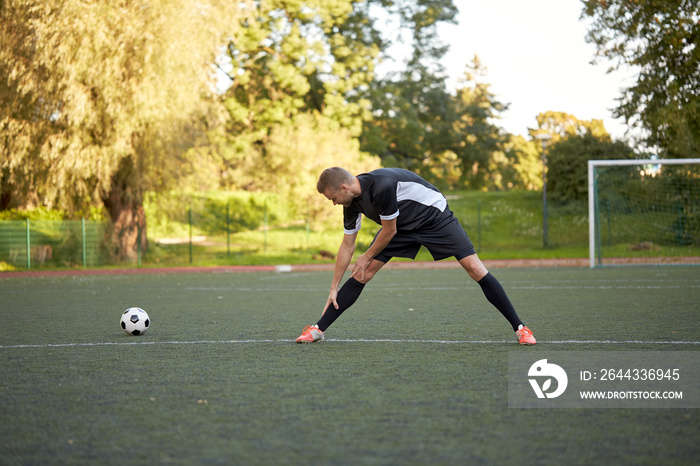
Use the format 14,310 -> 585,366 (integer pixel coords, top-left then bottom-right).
120,307 -> 150,336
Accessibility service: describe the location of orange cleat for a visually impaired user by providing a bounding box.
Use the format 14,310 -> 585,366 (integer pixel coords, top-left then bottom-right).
296,325 -> 324,344
516,326 -> 536,345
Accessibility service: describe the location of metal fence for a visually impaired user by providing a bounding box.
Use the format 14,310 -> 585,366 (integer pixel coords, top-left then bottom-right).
0,210 -> 316,270
0,220 -> 110,269
1,192 -> 626,270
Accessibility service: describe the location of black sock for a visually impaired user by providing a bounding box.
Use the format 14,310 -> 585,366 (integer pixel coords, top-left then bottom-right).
477,272 -> 523,331
316,277 -> 366,331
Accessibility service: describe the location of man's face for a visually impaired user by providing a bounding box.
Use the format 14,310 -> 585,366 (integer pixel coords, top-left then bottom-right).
323,186 -> 354,207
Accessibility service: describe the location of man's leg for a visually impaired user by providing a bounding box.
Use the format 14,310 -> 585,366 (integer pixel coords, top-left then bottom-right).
458,254 -> 526,332
298,258 -> 388,342
316,258 -> 387,331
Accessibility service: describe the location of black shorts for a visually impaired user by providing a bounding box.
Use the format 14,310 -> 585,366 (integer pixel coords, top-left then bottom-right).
372,213 -> 475,263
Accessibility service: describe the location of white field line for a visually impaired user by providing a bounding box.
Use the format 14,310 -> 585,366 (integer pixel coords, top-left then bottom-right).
1,339 -> 699,349
180,282 -> 700,292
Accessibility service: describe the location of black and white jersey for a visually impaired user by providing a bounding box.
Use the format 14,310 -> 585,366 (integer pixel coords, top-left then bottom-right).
343,168 -> 448,234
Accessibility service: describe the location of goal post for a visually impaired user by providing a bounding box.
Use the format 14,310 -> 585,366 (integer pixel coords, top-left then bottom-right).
588,158 -> 700,268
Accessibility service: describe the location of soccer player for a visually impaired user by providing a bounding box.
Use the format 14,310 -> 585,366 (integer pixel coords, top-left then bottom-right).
296,167 -> 536,345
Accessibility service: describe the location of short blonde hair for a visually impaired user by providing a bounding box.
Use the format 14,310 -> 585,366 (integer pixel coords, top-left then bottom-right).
317,167 -> 354,194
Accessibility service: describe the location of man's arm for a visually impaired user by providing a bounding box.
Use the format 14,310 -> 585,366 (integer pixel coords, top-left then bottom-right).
351,217 -> 397,281
324,232 -> 357,313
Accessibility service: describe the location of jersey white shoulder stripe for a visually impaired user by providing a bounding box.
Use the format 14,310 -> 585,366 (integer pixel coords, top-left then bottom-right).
379,210 -> 400,221
396,181 -> 446,212
344,214 -> 362,235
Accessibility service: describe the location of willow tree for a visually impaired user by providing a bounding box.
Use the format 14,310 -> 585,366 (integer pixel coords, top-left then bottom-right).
0,0 -> 237,259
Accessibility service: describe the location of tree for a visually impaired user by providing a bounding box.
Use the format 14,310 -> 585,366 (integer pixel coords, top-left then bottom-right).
532,111 -> 609,141
527,111 -> 635,201
217,0 -> 383,158
0,0 -> 236,259
498,135 -> 543,191
361,63 -> 455,174
582,0 -> 700,157
254,113 -> 381,223
546,133 -> 635,202
216,0 -> 461,195
450,57 -> 508,190
362,55 -> 508,190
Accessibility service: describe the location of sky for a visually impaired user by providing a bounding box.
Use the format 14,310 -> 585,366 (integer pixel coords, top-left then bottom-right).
438,0 -> 637,140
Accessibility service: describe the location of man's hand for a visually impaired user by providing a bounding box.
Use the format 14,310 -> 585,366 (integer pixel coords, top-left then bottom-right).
322,233 -> 356,315
323,287 -> 339,314
350,218 -> 396,282
350,253 -> 371,281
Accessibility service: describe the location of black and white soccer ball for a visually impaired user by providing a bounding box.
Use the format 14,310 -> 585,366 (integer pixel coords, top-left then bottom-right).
120,307 -> 150,336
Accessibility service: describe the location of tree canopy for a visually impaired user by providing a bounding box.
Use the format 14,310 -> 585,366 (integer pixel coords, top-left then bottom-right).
215,0 -> 463,192
582,0 -> 700,157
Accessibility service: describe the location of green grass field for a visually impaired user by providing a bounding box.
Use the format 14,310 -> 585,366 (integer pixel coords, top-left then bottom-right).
1,265 -> 699,464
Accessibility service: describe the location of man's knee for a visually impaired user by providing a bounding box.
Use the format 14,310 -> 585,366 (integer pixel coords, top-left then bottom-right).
459,254 -> 488,281
357,260 -> 385,284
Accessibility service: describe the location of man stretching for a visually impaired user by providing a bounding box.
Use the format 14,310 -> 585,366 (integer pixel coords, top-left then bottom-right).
296,167 -> 536,345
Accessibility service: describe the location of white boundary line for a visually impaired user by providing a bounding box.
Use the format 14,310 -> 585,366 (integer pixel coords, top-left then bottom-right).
1,339 -> 699,349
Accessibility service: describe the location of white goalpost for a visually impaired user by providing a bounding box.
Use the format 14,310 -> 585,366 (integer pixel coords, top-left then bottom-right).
588,158 -> 700,268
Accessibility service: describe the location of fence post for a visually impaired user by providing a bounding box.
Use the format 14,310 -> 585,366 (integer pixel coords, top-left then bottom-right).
226,201 -> 231,256
26,218 -> 31,269
264,201 -> 268,254
605,199 -> 611,247
82,218 -> 87,267
477,200 -> 482,253
676,200 -> 683,246
188,205 -> 193,264
137,220 -> 141,267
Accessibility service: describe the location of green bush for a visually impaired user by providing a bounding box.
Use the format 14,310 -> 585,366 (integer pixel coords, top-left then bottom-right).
144,190 -> 297,240
0,207 -> 66,221
199,195 -> 266,235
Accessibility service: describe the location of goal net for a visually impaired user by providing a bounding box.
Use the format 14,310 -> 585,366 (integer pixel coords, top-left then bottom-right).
588,158 -> 700,267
